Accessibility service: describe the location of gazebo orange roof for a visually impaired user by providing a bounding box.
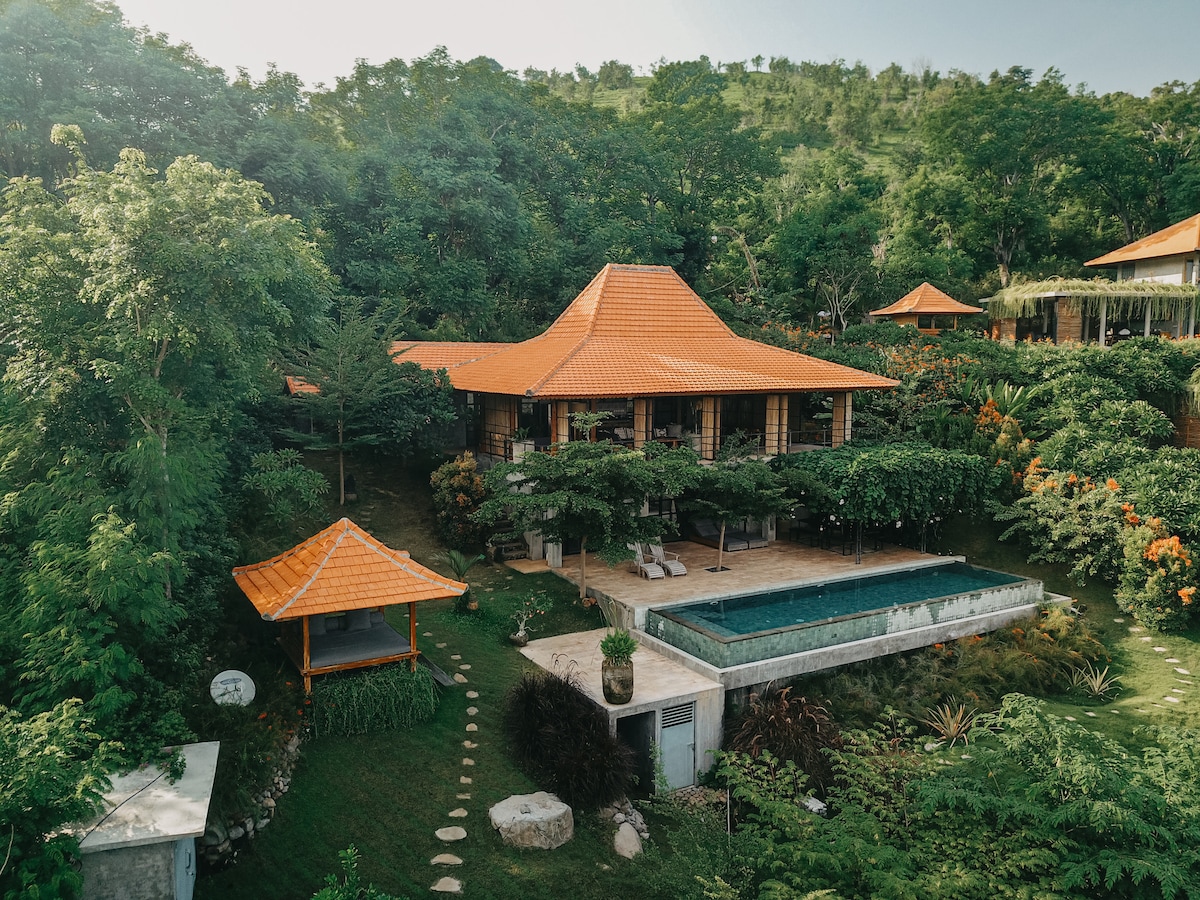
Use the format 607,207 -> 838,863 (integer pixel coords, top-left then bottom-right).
871,282 -> 983,317
1086,213 -> 1200,267
233,518 -> 465,622
395,264 -> 897,398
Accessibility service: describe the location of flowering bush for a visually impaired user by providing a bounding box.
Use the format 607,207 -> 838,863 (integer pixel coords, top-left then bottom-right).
1117,516 -> 1198,631
430,452 -> 488,548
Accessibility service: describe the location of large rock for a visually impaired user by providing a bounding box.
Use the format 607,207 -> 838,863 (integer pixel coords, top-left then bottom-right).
613,821 -> 643,859
488,792 -> 573,850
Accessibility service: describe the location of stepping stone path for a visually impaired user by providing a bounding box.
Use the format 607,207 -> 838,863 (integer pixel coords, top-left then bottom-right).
429,631 -> 486,894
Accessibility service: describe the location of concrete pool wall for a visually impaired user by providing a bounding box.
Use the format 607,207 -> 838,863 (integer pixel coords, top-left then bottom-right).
636,560 -> 1054,691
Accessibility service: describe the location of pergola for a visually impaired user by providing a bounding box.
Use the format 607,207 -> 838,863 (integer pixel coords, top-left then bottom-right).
987,277 -> 1200,345
233,518 -> 466,691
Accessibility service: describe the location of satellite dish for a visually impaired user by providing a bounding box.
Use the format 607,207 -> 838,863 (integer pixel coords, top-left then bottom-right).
210,670 -> 256,706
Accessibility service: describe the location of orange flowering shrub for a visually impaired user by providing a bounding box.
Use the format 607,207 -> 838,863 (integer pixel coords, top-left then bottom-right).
1117,516 -> 1199,631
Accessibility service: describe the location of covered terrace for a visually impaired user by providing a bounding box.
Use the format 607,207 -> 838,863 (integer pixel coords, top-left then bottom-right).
396,264 -> 896,463
233,518 -> 466,691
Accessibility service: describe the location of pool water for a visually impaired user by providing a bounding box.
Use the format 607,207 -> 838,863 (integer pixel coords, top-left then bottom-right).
664,561 -> 1025,639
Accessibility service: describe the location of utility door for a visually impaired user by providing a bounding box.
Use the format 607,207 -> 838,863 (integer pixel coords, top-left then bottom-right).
660,702 -> 696,790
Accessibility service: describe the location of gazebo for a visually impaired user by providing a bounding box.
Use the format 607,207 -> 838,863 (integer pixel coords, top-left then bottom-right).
233,518 -> 466,691
870,282 -> 983,335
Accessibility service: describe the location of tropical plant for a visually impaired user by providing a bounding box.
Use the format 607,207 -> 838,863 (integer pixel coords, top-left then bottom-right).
920,699 -> 978,747
311,846 -> 406,900
1068,663 -> 1121,701
599,628 -> 638,666
726,683 -> 842,793
435,548 -> 486,613
310,665 -> 438,738
503,666 -> 634,809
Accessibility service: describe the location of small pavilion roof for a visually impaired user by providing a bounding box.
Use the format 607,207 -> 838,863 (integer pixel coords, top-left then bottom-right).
871,282 -> 983,317
1086,213 -> 1200,267
285,375 -> 318,395
394,264 -> 896,398
233,518 -> 465,622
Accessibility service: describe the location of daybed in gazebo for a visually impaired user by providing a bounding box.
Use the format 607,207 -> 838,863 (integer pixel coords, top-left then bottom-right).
233,518 -> 466,691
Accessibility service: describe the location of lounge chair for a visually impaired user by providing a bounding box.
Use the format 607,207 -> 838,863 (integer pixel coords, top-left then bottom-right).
627,542 -> 665,579
646,542 -> 687,577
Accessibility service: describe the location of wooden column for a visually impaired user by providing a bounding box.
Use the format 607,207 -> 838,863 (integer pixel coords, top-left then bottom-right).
765,394 -> 783,455
552,401 -> 570,444
832,392 -> 852,447
408,604 -> 418,672
700,397 -> 718,460
1144,302 -> 1153,337
633,399 -> 649,448
1098,298 -> 1108,348
302,616 -> 312,693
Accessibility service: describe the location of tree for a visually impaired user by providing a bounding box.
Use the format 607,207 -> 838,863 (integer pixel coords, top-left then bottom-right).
479,439 -> 699,600
0,700 -> 120,899
289,296 -> 455,503
0,137 -> 330,749
681,439 -> 790,572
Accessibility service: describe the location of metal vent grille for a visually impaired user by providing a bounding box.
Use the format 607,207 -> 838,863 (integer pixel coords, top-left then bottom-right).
661,703 -> 694,729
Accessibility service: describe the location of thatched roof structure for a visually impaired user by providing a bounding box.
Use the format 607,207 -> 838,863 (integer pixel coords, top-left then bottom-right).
986,277 -> 1200,319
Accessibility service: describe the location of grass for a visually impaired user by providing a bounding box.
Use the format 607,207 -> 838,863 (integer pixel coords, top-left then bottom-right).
198,452 -> 657,899
200,456 -> 1200,897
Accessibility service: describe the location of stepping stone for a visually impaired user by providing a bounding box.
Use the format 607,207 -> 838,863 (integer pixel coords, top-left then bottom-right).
466,691 -> 479,699
459,664 -> 472,670
1153,646 -> 1168,652
448,808 -> 468,818
424,632 -> 434,637
1109,709 -> 1120,714
1129,625 -> 1145,633
435,827 -> 466,842
456,793 -> 471,800
1065,715 -> 1076,721
431,854 -> 463,866
430,876 -> 462,894
1166,658 -> 1181,663
462,757 -> 475,766
1172,688 -> 1186,694
1113,617 -> 1125,623
436,643 -> 447,649
453,674 -> 468,684
466,723 -> 478,732
1177,667 -> 1192,674
463,740 -> 477,749
1177,679 -> 1194,685
451,654 -> 462,660
1164,696 -> 1182,703
1085,711 -> 1097,717
467,706 -> 478,716
460,776 -> 473,785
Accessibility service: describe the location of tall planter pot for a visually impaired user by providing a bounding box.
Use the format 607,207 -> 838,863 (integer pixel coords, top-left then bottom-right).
601,659 -> 634,704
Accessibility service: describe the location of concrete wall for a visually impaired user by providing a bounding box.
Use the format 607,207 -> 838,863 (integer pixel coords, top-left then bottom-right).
82,841 -> 176,900
608,683 -> 723,786
1133,257 -> 1188,283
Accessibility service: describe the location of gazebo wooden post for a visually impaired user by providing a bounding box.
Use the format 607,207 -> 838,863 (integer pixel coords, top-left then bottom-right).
1098,298 -> 1108,348
302,616 -> 312,694
408,604 -> 418,672
1144,303 -> 1153,337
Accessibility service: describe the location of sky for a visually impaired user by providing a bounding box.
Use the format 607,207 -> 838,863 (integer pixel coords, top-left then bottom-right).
113,0 -> 1197,97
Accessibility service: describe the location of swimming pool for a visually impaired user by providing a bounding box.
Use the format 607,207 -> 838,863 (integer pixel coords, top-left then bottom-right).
645,561 -> 1044,670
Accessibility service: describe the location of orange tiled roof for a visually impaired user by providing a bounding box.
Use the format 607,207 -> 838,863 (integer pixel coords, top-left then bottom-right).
394,264 -> 897,398
871,282 -> 983,316
285,375 -> 319,395
1086,213 -> 1200,267
394,342 -> 513,369
232,518 -> 465,621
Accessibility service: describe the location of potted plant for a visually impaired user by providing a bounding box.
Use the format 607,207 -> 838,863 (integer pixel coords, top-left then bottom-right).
510,596 -> 548,646
599,628 -> 638,704
437,549 -> 486,612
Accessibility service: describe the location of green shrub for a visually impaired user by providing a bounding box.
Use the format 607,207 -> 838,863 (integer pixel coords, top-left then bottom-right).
311,665 -> 438,738
599,628 -> 638,665
503,667 -> 633,810
726,683 -> 842,794
429,452 -> 488,549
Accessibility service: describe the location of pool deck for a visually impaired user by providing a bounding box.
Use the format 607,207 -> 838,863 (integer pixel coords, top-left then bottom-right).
509,537 -> 942,630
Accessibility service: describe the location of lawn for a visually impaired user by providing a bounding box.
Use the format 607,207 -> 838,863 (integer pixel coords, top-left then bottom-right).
198,455 -> 1200,898
199,453 -> 654,899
